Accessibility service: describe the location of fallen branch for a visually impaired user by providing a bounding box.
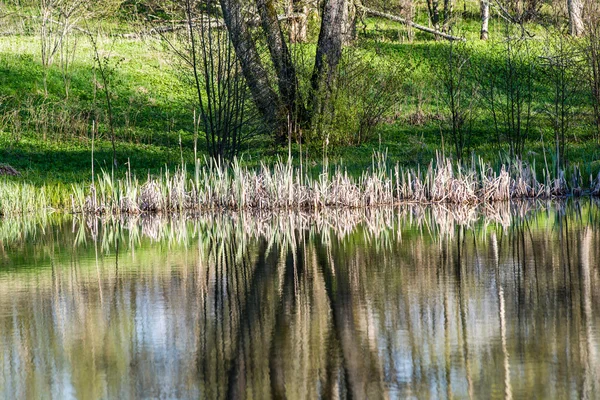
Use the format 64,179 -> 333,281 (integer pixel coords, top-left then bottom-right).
357,5 -> 465,41
120,13 -> 299,39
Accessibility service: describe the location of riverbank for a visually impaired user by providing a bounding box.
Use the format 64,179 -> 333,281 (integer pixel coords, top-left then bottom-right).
2,154 -> 599,216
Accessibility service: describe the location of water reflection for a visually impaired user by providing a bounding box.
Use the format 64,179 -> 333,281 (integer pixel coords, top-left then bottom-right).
1,201 -> 600,399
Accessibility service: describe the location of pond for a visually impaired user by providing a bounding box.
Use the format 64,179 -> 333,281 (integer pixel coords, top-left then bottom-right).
1,201 -> 599,399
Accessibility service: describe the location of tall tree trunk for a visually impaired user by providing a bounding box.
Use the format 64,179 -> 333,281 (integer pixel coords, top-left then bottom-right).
256,0 -> 304,135
567,0 -> 584,36
343,0 -> 357,44
426,0 -> 441,36
310,0 -> 348,121
443,0 -> 453,32
287,0 -> 308,43
219,0 -> 280,128
480,0 -> 489,39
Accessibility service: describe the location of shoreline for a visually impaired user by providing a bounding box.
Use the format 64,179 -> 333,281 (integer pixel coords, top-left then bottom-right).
2,156 -> 600,216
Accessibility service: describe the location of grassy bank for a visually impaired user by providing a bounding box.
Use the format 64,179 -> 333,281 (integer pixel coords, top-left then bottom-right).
1,1 -> 600,209
1,153 -> 598,216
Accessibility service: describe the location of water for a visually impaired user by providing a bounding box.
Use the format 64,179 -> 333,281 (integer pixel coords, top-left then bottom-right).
1,201 -> 599,399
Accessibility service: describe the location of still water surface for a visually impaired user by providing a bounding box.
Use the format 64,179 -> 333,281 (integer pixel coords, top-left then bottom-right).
1,201 -> 599,399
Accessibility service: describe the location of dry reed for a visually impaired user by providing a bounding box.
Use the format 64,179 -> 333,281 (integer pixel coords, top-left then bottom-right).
71,153 -> 595,215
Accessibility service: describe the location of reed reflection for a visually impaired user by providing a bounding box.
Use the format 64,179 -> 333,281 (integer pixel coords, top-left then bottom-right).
0,200 -> 599,399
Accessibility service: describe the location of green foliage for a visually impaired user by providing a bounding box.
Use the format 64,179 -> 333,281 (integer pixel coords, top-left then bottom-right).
308,47 -> 405,147
1,2 -> 600,192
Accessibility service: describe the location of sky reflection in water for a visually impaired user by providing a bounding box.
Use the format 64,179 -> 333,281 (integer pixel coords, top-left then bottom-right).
0,200 -> 599,399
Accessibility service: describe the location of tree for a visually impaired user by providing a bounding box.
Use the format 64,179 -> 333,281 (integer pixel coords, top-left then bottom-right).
310,0 -> 349,118
219,0 -> 281,132
255,0 -> 303,130
480,0 -> 490,40
159,0 -> 255,161
286,0 -> 309,43
567,0 -> 584,36
584,0 -> 600,140
219,0 -> 350,140
426,0 -> 441,34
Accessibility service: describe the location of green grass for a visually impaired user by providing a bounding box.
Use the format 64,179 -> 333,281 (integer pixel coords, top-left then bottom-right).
1,1 -> 600,191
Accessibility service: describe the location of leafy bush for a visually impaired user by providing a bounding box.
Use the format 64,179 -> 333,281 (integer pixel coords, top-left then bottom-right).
310,48 -> 405,147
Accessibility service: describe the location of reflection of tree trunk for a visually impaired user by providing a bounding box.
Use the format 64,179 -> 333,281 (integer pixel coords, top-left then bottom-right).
492,232 -> 513,400
322,327 -> 343,398
315,240 -> 384,399
579,228 -> 598,397
224,241 -> 280,399
268,246 -> 304,399
480,0 -> 489,40
459,235 -> 474,400
444,255 -> 452,400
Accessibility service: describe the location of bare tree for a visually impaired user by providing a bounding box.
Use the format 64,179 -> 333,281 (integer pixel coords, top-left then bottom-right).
478,24 -> 536,159
159,0 -> 256,161
311,0 -> 349,116
480,0 -> 490,40
539,30 -> 580,171
87,31 -> 120,170
39,0 -> 124,97
438,42 -> 477,161
286,0 -> 309,43
584,0 -> 600,140
219,0 -> 281,130
567,0 -> 584,36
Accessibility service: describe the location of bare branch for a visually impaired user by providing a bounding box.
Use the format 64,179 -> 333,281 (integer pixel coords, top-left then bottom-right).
357,5 -> 465,41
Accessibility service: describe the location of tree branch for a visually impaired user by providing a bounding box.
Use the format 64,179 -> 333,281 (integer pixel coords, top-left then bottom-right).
357,5 -> 466,41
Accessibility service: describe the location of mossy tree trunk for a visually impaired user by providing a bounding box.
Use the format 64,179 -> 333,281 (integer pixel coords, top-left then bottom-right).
310,0 -> 349,123
256,0 -> 305,139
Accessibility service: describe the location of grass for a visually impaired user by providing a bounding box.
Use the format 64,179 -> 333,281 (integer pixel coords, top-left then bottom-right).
62,152 -> 598,215
1,1 -> 600,211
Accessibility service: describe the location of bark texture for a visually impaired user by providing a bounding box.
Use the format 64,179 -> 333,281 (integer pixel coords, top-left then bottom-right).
427,0 -> 441,35
219,0 -> 279,127
287,0 -> 308,43
568,0 -> 584,37
311,0 -> 348,116
256,0 -> 302,130
443,0 -> 453,31
480,0 -> 489,40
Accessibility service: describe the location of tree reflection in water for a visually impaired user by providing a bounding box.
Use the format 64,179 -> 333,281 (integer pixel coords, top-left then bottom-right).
0,200 -> 599,399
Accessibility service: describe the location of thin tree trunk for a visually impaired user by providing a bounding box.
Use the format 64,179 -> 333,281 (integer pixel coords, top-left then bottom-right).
287,0 -> 308,43
343,0 -> 357,44
480,0 -> 490,40
310,0 -> 348,120
427,0 -> 441,37
567,0 -> 584,36
443,0 -> 453,32
255,0 -> 304,135
219,0 -> 280,128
